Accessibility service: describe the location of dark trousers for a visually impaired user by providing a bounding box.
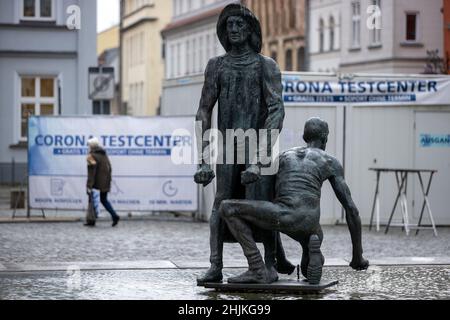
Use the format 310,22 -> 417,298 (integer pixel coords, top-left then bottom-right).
100,192 -> 119,220
209,164 -> 279,268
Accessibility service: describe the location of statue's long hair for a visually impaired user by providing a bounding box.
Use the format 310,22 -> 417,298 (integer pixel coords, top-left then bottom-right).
216,4 -> 262,53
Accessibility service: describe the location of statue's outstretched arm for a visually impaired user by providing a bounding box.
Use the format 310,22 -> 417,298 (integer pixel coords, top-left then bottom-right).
329,159 -> 369,270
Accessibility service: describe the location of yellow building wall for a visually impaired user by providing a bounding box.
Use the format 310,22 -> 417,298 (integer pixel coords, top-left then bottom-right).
121,0 -> 173,116
97,25 -> 120,55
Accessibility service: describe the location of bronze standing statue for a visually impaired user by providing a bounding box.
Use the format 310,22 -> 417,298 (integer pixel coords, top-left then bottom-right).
194,4 -> 295,284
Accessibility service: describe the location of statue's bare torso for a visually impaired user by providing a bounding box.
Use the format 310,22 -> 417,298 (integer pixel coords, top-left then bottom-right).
275,147 -> 337,209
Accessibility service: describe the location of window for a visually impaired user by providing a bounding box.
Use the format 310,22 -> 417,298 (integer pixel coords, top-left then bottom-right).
20,76 -> 57,139
406,13 -> 418,41
329,16 -> 335,51
21,0 -> 54,21
319,18 -> 324,53
176,42 -> 181,76
186,40 -> 191,75
128,36 -> 133,67
193,38 -> 198,73
126,0 -> 131,14
191,38 -> 196,75
169,44 -> 175,78
370,0 -> 382,45
271,51 -> 278,62
128,32 -> 144,66
206,34 -> 212,62
351,1 -> 361,48
289,0 -> 296,29
285,49 -> 293,71
297,47 -> 305,71
93,101 -> 111,115
180,0 -> 186,15
181,41 -> 186,76
129,84 -> 134,114
199,36 -> 204,73
139,82 -> 144,114
175,0 -> 183,16
215,37 -> 221,56
140,32 -> 144,64
129,82 -> 143,114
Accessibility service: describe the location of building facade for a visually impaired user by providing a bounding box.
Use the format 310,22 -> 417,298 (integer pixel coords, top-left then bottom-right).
161,0 -> 308,115
97,25 -> 120,115
0,0 -> 97,183
341,0 -> 443,74
309,0 -> 341,72
164,0 -> 306,76
162,0 -> 232,80
97,48 -> 120,115
309,0 -> 444,74
160,0 -> 235,119
120,0 -> 172,116
97,25 -> 119,56
242,0 -> 307,71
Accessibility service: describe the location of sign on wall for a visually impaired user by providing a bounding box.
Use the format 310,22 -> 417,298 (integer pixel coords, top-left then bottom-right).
282,75 -> 450,106
420,134 -> 450,147
88,67 -> 115,100
28,116 -> 198,212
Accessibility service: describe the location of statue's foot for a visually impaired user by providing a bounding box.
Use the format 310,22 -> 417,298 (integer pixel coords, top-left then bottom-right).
301,252 -> 324,279
275,259 -> 296,275
266,266 -> 279,283
227,267 -> 272,284
196,265 -> 223,285
307,234 -> 324,285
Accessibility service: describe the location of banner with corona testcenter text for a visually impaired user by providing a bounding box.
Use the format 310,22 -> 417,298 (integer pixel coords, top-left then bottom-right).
282,75 -> 450,105
28,116 -> 198,212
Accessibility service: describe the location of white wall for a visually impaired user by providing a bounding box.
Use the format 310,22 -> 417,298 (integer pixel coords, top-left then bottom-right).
346,104 -> 450,226
161,75 -> 204,116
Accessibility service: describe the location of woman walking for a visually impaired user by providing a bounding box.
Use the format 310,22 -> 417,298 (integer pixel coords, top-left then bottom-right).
85,137 -> 120,227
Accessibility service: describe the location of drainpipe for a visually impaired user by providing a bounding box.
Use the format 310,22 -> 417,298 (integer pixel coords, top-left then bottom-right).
58,79 -> 62,115
119,0 -> 125,115
304,0 -> 310,71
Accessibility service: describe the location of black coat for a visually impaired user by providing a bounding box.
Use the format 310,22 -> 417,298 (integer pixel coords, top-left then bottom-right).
86,146 -> 112,192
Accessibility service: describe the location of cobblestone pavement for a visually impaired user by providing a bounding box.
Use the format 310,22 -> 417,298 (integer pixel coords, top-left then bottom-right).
0,218 -> 449,265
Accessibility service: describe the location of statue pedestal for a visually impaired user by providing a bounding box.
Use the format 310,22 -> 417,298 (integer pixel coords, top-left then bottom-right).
199,279 -> 338,294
